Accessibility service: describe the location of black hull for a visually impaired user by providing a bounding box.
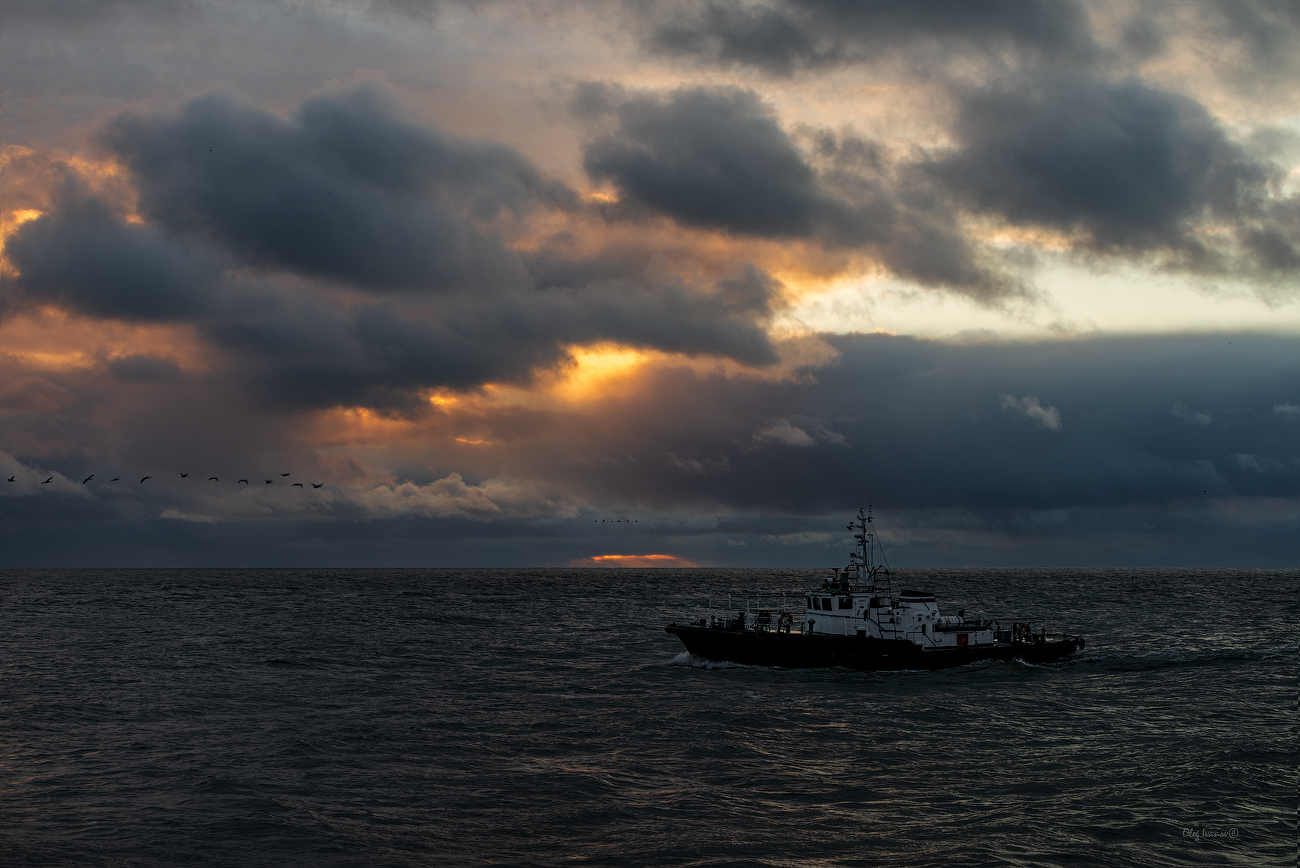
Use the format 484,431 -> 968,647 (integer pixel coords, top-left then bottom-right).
665,625 -> 1084,671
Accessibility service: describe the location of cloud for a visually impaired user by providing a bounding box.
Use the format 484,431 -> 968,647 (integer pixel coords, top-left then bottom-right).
396,331 -> 1295,520
77,469 -> 579,525
1171,402 -> 1213,427
3,87 -> 785,411
637,0 -> 1096,75
1273,402 -> 1300,419
0,331 -> 1296,564
759,531 -> 831,545
0,375 -> 79,414
664,452 -> 732,475
583,85 -> 822,236
4,193 -> 222,320
1000,394 -> 1062,431
933,72 -> 1300,282
100,87 -> 563,294
751,417 -> 847,448
578,84 -> 1017,299
0,451 -> 87,496
752,418 -> 816,447
201,273 -> 778,410
347,472 -> 576,520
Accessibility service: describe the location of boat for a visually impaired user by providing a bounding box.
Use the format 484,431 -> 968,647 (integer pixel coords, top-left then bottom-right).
665,506 -> 1085,670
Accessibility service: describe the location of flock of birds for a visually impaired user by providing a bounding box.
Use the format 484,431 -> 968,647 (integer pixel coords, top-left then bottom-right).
8,471 -> 326,488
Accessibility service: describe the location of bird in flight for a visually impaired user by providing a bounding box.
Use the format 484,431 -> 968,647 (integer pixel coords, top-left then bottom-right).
82,474 -> 94,484
140,476 -> 151,483
179,473 -> 189,478
311,483 -> 323,488
208,477 -> 219,482
292,482 -> 303,488
237,479 -> 248,484
265,479 -> 273,484
280,473 -> 290,477
6,476 -> 13,482
110,477 -> 120,482
42,477 -> 53,484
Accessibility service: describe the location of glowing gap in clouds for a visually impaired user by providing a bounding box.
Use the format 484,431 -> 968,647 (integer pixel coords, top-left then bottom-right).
454,438 -> 491,445
569,554 -> 699,568
555,344 -> 652,401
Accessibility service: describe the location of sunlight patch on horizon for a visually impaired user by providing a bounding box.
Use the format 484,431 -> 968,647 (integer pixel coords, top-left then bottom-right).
569,553 -> 699,568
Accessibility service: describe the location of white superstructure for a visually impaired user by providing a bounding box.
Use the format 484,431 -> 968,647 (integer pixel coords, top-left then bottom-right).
801,507 -> 1000,649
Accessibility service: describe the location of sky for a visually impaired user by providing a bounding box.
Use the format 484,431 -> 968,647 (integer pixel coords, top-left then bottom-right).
0,0 -> 1296,567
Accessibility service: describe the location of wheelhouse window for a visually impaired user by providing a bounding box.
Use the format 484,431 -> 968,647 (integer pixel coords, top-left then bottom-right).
839,598 -> 853,609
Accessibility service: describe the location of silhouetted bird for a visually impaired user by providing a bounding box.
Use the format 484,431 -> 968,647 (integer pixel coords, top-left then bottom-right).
82,474 -> 94,484
265,479 -> 273,484
208,477 -> 219,481
311,483 -> 323,488
110,478 -> 120,482
140,476 -> 151,483
292,483 -> 303,488
7,476 -> 13,482
280,473 -> 290,477
179,473 -> 189,478
237,479 -> 248,484
42,477 -> 53,484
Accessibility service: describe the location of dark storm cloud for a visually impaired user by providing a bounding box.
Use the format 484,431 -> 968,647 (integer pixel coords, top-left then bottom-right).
207,270 -> 778,409
4,193 -> 221,320
2,87 -> 787,409
580,85 -> 1014,297
100,87 -> 570,293
483,331 -> 1300,521
636,0 -> 1096,75
582,85 -> 821,236
933,74 -> 1287,261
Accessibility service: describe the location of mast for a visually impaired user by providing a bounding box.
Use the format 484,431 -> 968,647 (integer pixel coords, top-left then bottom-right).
846,505 -> 890,595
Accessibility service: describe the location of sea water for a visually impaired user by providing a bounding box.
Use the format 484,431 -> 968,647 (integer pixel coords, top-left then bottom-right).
0,568 -> 1293,867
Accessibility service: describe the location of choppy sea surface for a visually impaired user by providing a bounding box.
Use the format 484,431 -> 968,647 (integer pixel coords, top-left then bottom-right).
0,568 -> 1294,867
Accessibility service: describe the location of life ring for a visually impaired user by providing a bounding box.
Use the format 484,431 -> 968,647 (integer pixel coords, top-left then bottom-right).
778,612 -> 793,630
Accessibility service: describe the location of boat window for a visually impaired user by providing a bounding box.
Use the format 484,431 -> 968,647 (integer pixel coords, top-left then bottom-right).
806,596 -> 812,609
838,598 -> 852,609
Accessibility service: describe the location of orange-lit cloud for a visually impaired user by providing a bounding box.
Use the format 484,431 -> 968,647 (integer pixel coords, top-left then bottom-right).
568,553 -> 698,567
0,308 -> 210,375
